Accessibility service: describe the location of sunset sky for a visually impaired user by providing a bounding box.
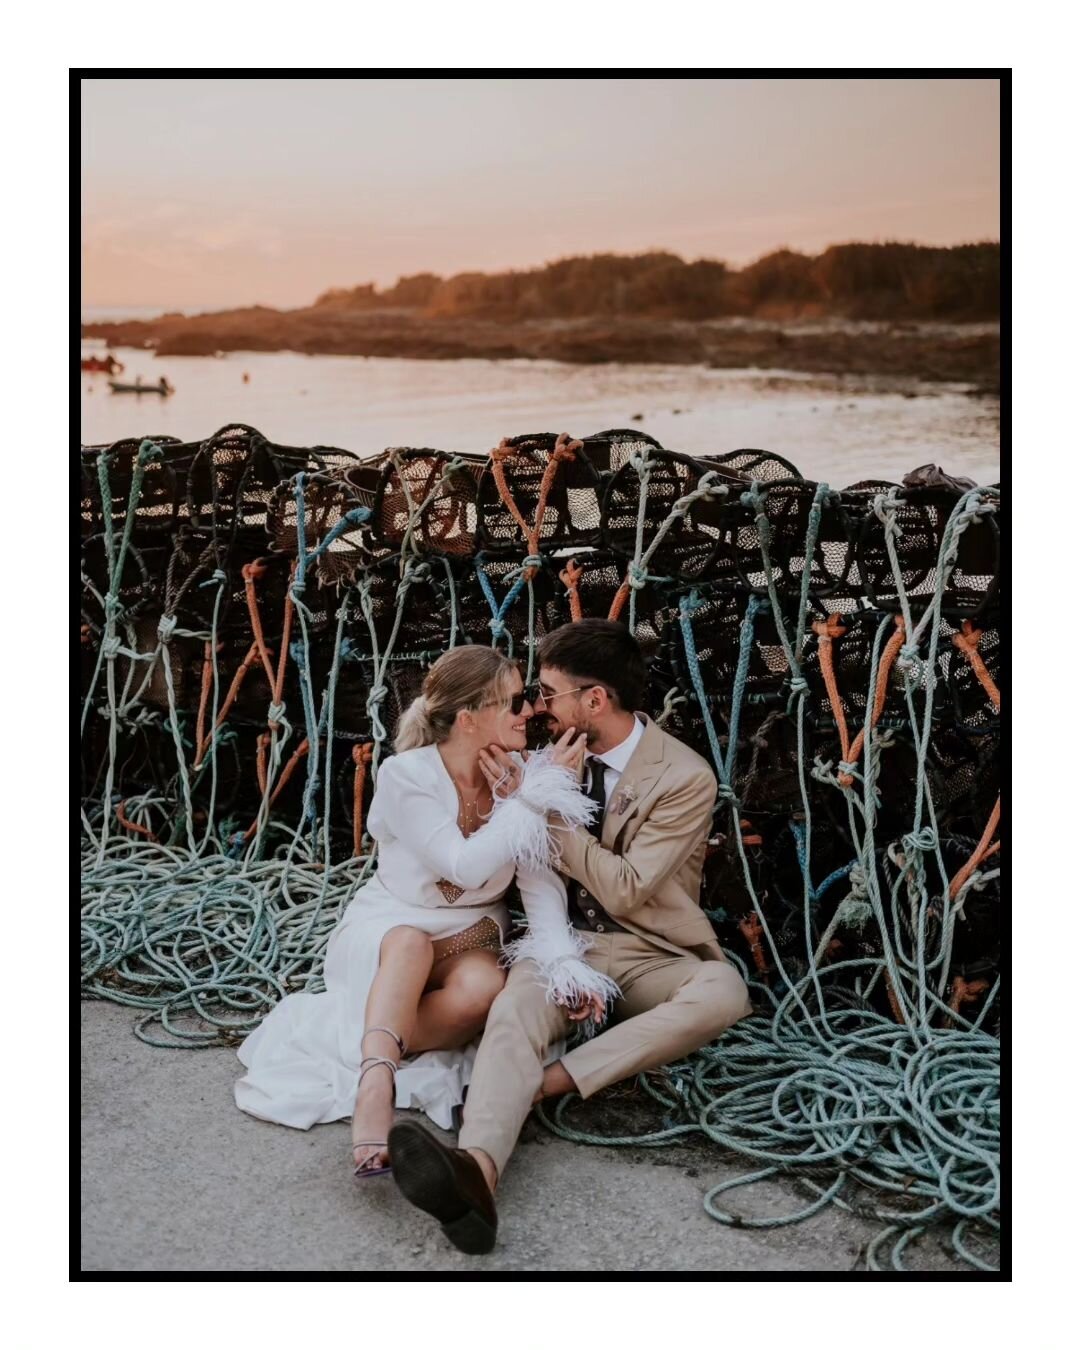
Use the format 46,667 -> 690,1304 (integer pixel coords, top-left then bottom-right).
81,76 -> 1000,311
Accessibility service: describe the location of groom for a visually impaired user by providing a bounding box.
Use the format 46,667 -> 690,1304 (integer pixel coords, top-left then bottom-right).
387,618 -> 753,1254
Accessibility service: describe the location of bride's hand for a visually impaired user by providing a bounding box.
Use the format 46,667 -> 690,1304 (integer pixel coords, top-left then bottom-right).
478,745 -> 523,798
562,992 -> 605,1025
550,726 -> 587,773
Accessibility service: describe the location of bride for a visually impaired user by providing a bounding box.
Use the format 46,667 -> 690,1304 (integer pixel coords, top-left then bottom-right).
234,645 -> 619,1177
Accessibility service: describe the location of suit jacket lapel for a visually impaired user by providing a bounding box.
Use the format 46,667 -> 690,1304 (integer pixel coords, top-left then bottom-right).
601,715 -> 666,850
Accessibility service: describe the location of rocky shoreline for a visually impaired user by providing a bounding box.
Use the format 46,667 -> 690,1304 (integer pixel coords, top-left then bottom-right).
82,309 -> 1000,394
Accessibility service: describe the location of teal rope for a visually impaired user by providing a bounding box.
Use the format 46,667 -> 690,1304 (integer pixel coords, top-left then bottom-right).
81,443 -> 1000,1272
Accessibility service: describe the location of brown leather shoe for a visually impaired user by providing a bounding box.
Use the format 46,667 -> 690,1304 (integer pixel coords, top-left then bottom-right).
387,1119 -> 497,1255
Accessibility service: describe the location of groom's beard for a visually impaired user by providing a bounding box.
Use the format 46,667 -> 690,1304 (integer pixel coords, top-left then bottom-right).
540,712 -> 599,747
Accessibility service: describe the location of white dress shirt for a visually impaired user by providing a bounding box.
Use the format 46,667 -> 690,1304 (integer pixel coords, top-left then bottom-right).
584,712 -> 646,816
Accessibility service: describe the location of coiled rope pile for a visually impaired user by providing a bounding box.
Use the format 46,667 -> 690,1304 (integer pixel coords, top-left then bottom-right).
81,425 -> 1000,1271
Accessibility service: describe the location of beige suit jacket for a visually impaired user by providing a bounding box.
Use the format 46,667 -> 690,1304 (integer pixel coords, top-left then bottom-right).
552,713 -> 727,962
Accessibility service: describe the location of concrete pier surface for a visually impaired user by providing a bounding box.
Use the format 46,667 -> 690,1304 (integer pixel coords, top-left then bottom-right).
81,1000 -> 962,1274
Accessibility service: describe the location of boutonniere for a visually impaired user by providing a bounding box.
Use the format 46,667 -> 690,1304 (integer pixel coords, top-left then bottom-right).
612,784 -> 638,816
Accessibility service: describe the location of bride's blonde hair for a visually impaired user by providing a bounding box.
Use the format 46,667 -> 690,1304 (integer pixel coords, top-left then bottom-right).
394,647 -> 520,752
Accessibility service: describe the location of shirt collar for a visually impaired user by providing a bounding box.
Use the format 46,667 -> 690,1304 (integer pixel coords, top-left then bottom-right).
586,713 -> 645,774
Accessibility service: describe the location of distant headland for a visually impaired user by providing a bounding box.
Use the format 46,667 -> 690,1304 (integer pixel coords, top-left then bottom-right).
81,243 -> 1000,392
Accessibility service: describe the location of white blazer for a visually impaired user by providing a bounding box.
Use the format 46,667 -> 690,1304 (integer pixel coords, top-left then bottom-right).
363,743 -> 620,1010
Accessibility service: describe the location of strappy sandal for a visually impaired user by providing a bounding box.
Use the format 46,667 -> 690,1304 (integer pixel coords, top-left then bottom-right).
351,1026 -> 407,1180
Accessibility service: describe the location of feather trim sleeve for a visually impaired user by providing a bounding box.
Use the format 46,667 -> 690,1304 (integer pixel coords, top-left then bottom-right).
367,746 -> 595,892
483,747 -> 597,872
501,865 -> 621,1027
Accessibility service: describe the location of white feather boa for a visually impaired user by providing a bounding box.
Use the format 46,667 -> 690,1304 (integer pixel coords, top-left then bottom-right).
484,747 -> 597,872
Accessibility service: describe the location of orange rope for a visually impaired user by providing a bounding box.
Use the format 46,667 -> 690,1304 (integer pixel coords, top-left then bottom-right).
269,562 -> 296,726
559,558 -> 584,622
737,912 -> 768,974
194,640 -> 224,758
194,561 -> 295,772
943,974 -> 991,1029
947,624 -> 1001,902
951,621 -> 1000,711
949,798 -> 1001,902
608,580 -> 630,622
812,613 -> 906,788
193,640 -> 261,769
352,742 -> 374,855
242,739 -> 310,843
255,732 -> 269,799
884,973 -> 907,1025
489,433 -> 580,582
241,559 -> 277,688
115,799 -> 158,843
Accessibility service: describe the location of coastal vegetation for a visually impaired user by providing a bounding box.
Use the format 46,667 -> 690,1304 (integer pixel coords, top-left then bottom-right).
82,242 -> 1000,391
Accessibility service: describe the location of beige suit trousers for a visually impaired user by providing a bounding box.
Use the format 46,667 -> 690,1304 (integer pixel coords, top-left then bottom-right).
458,932 -> 752,1180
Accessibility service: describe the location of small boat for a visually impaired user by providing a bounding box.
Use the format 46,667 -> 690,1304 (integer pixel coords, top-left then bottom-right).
108,376 -> 174,396
82,354 -> 124,374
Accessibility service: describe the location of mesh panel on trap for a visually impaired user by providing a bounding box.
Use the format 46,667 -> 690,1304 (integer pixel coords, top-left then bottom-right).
371,450 -> 484,557
477,433 -> 604,554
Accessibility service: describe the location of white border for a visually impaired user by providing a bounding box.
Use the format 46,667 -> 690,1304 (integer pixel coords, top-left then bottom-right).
11,39 -> 1071,1343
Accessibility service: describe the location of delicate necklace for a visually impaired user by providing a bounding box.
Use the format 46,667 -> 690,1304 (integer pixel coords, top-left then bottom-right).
452,779 -> 485,837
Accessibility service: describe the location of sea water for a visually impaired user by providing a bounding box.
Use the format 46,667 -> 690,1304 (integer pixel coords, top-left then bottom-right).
80,345 -> 1000,487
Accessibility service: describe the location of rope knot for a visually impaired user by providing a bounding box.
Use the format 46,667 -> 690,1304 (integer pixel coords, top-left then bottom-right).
490,438 -> 515,464
521,554 -> 544,573
267,702 -> 287,728
953,621 -> 983,653
553,433 -> 581,463
198,568 -> 228,589
902,827 -> 938,854
489,616 -> 508,640
716,783 -> 740,807
835,895 -> 873,932
897,642 -> 922,674
352,742 -> 374,767
402,559 -> 431,586
156,616 -> 177,644
559,559 -> 582,587
627,561 -> 649,590
812,615 -> 846,641
101,635 -> 122,660
137,439 -> 164,466
788,675 -> 809,696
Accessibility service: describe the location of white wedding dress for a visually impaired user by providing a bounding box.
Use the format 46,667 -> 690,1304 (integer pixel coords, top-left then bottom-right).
234,744 -> 616,1132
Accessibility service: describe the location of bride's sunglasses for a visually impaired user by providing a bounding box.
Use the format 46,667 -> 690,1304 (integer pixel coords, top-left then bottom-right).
507,686 -> 537,716
481,686 -> 538,716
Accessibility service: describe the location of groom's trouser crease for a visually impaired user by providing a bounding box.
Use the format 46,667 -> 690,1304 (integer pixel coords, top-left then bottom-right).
458,933 -> 753,1180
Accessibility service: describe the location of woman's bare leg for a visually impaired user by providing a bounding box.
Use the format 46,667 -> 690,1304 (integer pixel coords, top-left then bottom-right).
409,949 -> 507,1053
352,926 -> 435,1173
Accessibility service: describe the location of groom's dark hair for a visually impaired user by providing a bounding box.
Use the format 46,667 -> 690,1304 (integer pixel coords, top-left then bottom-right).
536,619 -> 646,712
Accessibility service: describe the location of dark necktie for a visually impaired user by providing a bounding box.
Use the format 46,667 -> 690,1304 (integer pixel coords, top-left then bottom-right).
586,757 -> 607,839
